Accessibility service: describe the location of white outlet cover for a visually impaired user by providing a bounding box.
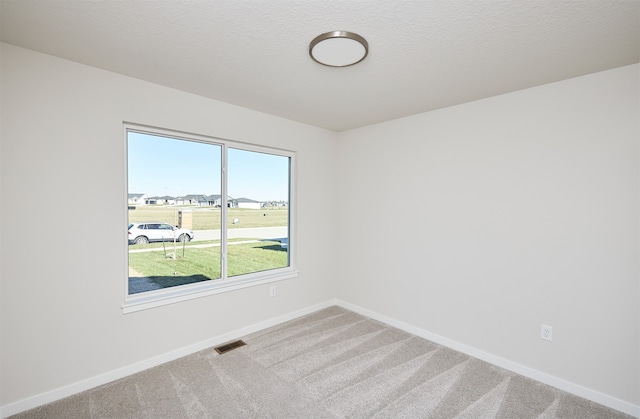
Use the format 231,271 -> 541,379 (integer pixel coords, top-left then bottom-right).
541,324 -> 553,341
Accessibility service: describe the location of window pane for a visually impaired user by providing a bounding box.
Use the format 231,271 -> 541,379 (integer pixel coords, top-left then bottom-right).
127,132 -> 222,294
227,148 -> 290,277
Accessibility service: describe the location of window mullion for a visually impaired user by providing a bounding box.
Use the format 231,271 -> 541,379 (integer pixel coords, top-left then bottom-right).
221,144 -> 228,280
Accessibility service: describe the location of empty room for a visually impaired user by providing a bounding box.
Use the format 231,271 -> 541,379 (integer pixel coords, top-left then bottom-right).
1,1 -> 638,418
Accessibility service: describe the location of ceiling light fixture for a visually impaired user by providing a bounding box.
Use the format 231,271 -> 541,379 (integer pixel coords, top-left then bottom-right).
309,31 -> 368,67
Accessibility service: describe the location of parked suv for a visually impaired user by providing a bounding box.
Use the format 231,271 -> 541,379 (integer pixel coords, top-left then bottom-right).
128,222 -> 194,245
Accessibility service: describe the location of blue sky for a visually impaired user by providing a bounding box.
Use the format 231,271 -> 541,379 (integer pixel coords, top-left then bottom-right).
128,132 -> 289,201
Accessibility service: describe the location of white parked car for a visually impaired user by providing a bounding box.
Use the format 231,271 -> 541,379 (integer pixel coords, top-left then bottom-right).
128,222 -> 194,245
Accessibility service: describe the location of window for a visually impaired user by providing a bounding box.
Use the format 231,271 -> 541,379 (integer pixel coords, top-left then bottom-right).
124,125 -> 295,312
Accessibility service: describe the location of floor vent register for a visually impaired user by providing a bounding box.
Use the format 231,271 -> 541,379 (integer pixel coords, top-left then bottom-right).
214,340 -> 247,355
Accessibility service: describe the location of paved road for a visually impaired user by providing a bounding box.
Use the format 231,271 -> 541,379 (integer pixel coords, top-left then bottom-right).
193,226 -> 288,241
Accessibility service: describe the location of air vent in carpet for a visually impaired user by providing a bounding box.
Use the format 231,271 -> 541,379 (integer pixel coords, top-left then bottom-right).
214,340 -> 246,354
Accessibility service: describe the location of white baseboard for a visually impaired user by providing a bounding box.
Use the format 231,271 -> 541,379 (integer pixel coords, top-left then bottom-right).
335,299 -> 640,418
4,298 -> 637,418
0,300 -> 335,418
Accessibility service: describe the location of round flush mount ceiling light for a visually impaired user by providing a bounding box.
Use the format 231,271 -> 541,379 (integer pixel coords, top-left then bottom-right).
309,31 -> 368,67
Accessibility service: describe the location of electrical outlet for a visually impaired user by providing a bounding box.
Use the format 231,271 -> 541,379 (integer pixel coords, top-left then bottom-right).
270,285 -> 277,297
541,324 -> 553,341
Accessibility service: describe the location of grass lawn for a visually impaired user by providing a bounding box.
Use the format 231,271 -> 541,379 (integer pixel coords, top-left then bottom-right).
128,240 -> 288,290
128,206 -> 288,230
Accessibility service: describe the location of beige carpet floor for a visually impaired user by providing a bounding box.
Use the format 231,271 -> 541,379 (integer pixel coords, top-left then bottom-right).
11,306 -> 633,418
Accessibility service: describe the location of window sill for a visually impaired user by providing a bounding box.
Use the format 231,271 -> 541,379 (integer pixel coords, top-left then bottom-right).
122,269 -> 299,314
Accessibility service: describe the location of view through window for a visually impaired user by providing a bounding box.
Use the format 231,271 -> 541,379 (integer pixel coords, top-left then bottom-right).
127,129 -> 290,296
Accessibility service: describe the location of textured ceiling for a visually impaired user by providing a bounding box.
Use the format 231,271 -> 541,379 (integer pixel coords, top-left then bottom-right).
1,0 -> 638,131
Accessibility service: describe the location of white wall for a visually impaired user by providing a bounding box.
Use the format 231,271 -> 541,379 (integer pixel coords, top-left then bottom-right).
336,64 -> 639,407
2,41 -> 638,415
0,43 -> 338,408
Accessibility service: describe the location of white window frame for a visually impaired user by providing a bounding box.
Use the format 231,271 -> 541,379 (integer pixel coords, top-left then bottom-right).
122,123 -> 297,313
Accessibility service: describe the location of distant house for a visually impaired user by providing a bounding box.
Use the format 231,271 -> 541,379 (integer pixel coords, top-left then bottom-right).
145,195 -> 176,205
233,197 -> 262,209
148,194 -> 262,207
263,200 -> 288,207
173,194 -> 235,207
128,193 -> 147,206
206,194 -> 234,207
177,194 -> 208,206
